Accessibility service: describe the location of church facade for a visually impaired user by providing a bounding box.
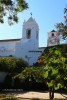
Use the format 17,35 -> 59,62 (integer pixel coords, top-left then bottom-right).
0,17 -> 44,65
0,17 -> 60,65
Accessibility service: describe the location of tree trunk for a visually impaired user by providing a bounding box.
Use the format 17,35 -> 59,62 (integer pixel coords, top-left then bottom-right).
49,86 -> 54,100
52,85 -> 54,99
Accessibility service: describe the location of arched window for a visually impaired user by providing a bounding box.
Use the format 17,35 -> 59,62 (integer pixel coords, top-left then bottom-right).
26,29 -> 31,39
52,33 -> 54,36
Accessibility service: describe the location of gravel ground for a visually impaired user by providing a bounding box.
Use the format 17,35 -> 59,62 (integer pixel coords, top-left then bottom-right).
15,91 -> 67,100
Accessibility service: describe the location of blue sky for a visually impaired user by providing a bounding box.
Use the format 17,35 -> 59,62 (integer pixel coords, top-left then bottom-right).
0,0 -> 67,47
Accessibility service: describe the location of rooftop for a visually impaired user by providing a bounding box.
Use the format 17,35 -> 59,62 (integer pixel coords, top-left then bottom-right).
0,39 -> 21,42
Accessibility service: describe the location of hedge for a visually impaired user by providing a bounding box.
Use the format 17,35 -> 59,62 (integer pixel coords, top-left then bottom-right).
0,57 -> 27,72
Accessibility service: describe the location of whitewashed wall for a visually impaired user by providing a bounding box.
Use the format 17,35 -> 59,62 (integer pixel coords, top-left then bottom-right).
0,41 -> 16,56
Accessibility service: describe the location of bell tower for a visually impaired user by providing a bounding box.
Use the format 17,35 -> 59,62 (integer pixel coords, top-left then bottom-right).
22,16 -> 39,48
47,30 -> 60,46
14,16 -> 44,66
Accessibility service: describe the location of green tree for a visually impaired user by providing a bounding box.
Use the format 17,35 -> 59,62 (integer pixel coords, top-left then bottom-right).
40,45 -> 67,100
0,0 -> 28,25
55,8 -> 67,39
13,45 -> 67,100
15,66 -> 45,83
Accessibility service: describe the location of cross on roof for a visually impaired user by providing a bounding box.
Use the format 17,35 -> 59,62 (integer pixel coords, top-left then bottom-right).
30,12 -> 32,17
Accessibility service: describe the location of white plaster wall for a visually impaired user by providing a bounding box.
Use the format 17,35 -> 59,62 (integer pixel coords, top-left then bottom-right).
22,19 -> 39,48
28,52 -> 41,65
15,39 -> 44,65
28,47 -> 44,65
0,41 -> 17,56
15,40 -> 30,61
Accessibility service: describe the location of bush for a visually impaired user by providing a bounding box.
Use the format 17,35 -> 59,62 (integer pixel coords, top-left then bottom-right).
0,57 -> 28,72
15,66 -> 45,82
0,57 -> 28,89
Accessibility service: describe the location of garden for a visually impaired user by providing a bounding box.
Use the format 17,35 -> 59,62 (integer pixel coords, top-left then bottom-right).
0,44 -> 67,100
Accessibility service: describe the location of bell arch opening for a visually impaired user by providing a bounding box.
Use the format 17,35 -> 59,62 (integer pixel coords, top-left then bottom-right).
26,29 -> 31,39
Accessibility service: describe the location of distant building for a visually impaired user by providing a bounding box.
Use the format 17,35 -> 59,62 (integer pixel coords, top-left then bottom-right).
47,30 -> 60,46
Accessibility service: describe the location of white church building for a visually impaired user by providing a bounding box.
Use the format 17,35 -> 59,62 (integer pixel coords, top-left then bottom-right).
0,17 -> 44,65
0,17 -> 60,65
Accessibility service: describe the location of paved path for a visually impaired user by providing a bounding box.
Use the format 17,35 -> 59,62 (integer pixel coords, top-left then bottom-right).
15,91 -> 67,99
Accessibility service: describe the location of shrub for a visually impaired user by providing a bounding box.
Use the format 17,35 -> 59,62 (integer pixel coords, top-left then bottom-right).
0,57 -> 27,72
13,66 -> 48,90
15,66 -> 45,82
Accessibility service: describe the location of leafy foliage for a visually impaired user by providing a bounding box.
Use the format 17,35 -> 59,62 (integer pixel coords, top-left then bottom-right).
0,0 -> 28,25
38,44 -> 67,100
41,45 -> 67,90
14,45 -> 67,91
55,8 -> 67,39
0,57 -> 27,72
14,66 -> 46,83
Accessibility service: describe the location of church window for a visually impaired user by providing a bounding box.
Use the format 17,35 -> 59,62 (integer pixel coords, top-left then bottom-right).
26,29 -> 31,39
52,33 -> 54,36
